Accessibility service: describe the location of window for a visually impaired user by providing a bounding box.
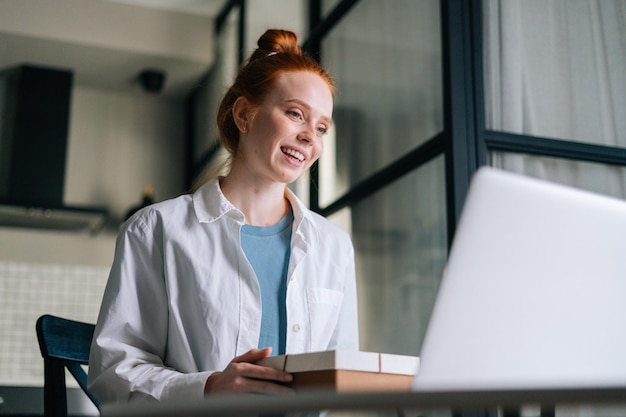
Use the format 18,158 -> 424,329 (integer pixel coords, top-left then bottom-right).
313,0 -> 445,355
483,0 -> 626,196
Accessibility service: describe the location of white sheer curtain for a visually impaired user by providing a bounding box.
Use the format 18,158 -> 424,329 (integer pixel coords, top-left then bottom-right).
484,0 -> 626,198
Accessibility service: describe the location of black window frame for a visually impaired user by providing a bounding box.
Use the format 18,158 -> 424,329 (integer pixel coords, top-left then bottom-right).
305,0 -> 626,249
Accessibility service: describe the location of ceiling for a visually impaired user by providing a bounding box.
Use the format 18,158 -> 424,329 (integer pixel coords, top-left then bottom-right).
0,0 -> 229,100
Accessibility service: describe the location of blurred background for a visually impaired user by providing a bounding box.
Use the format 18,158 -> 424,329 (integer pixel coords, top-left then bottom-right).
0,0 -> 624,414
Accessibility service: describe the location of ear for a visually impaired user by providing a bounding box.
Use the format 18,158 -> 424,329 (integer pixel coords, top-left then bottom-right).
232,96 -> 251,133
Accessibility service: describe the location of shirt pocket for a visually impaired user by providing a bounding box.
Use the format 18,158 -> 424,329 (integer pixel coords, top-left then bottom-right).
306,288 -> 344,351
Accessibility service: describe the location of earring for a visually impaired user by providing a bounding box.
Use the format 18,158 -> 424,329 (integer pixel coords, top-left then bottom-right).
241,124 -> 247,133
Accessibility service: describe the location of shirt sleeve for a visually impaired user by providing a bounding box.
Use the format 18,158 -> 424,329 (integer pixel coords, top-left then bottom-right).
87,214 -> 212,404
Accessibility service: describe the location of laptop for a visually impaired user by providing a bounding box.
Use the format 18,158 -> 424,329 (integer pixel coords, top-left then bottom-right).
413,166 -> 626,391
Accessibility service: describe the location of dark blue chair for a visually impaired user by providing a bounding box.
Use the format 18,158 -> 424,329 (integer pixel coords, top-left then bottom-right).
36,314 -> 101,417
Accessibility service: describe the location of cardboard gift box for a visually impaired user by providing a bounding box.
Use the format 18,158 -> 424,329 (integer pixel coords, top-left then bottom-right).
258,350 -> 419,393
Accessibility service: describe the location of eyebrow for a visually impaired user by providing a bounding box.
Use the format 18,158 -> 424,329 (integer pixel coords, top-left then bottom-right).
285,99 -> 333,126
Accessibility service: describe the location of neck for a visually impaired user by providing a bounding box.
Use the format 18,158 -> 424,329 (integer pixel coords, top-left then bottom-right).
219,174 -> 290,226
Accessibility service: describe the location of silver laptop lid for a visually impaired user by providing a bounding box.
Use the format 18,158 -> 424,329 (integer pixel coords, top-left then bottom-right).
413,167 -> 626,391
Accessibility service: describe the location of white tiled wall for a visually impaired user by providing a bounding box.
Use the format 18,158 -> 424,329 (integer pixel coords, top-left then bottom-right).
0,261 -> 108,386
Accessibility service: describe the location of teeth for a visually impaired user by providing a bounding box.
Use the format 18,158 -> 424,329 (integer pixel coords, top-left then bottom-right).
282,147 -> 305,161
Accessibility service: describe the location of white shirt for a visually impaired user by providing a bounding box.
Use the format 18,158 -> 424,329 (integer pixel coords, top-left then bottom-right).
87,178 -> 359,404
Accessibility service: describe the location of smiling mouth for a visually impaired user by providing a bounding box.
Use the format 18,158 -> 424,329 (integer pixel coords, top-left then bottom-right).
281,147 -> 305,162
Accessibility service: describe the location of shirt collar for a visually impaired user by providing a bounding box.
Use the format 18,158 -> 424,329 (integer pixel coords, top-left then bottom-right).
192,177 -> 318,239
192,177 -> 242,223
284,187 -> 320,245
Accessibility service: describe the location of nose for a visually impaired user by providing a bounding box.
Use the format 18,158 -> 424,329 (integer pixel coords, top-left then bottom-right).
298,121 -> 317,144
297,132 -> 311,144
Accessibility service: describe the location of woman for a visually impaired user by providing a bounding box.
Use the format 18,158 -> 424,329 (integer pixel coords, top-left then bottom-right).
88,29 -> 359,403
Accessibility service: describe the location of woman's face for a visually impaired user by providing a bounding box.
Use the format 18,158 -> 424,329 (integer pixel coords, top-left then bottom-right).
236,71 -> 333,185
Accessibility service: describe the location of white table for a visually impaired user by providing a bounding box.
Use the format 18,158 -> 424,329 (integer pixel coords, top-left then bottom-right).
101,387 -> 626,417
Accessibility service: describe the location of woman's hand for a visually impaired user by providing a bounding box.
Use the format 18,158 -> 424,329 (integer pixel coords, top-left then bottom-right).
204,348 -> 294,395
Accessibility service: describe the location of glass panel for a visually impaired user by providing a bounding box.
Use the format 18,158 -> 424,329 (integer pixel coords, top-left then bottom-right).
483,0 -> 626,147
327,156 -> 447,356
321,0 -> 342,16
491,151 -> 626,200
320,0 -> 443,206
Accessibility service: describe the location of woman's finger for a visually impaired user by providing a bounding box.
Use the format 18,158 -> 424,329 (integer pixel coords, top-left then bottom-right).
232,347 -> 272,364
205,348 -> 293,394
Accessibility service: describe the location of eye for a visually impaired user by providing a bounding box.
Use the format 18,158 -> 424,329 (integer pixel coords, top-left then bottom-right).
316,125 -> 328,136
287,109 -> 303,120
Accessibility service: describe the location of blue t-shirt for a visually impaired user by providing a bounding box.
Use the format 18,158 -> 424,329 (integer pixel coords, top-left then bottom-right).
241,210 -> 293,355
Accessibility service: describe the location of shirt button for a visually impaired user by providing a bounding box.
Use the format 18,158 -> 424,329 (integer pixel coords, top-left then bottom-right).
292,324 -> 301,332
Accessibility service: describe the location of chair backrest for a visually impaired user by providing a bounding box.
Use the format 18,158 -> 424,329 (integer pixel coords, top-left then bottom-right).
36,314 -> 101,417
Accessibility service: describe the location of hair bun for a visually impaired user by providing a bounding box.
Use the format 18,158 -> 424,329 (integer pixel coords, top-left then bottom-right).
255,29 -> 302,57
